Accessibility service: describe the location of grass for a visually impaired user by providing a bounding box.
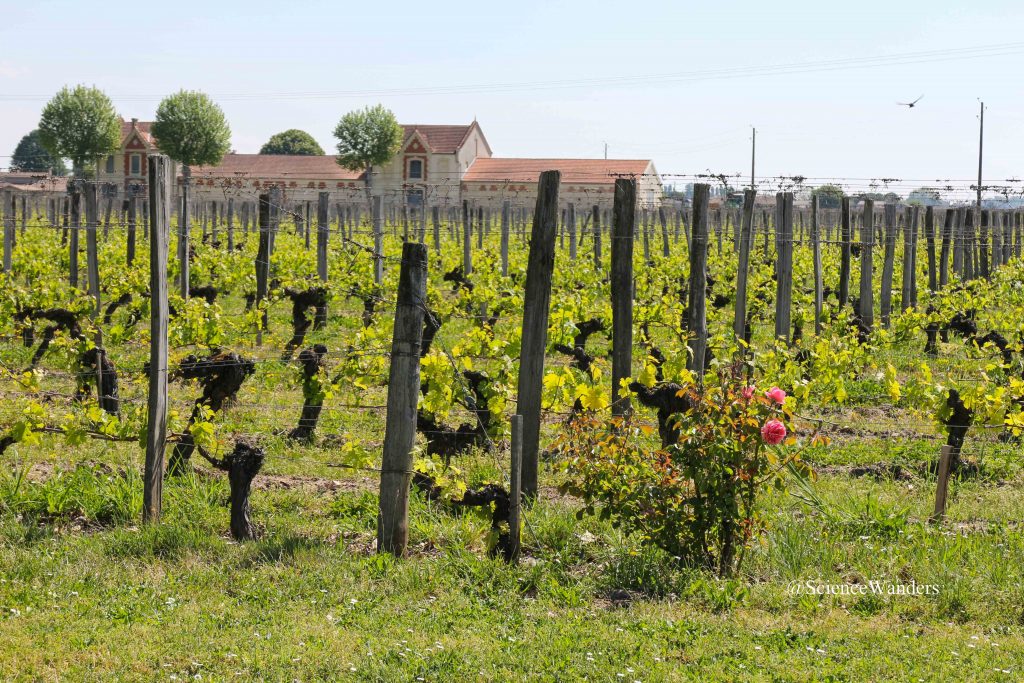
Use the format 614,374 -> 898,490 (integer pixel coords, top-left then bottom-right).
1,440 -> 1024,680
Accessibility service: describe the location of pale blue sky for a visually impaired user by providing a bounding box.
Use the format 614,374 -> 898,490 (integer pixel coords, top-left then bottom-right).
2,0 -> 1022,197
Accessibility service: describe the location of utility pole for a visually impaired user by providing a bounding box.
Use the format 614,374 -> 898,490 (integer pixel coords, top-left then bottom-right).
603,141 -> 608,160
976,101 -> 984,215
750,127 -> 756,190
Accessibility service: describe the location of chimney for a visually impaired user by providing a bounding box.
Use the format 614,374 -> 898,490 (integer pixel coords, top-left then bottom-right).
131,117 -> 138,127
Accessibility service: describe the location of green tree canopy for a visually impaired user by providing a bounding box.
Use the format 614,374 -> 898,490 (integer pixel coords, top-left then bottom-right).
151,90 -> 231,173
811,183 -> 845,209
333,105 -> 403,192
10,129 -> 67,175
260,129 -> 324,156
37,85 -> 120,177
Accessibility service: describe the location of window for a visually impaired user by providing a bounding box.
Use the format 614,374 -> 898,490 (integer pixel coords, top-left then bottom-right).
105,155 -> 115,174
408,159 -> 423,180
130,154 -> 141,175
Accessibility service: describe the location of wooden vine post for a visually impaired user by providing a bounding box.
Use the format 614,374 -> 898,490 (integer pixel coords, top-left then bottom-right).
838,196 -> 851,311
592,205 -> 602,270
372,195 -> 384,285
611,178 -> 636,417
378,241 -> 428,556
316,192 -> 329,327
508,414 -> 523,563
734,189 -> 756,346
773,192 -> 794,343
462,199 -> 472,276
859,199 -> 875,333
930,445 -> 954,523
517,171 -> 560,499
255,192 -> 271,346
879,204 -> 897,327
811,194 -> 823,335
2,191 -> 12,273
687,184 -> 710,372
500,199 -> 510,277
69,184 -> 81,288
143,155 -> 171,524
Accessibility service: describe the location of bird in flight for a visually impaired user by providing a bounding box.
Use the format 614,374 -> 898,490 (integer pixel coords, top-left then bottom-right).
897,95 -> 924,108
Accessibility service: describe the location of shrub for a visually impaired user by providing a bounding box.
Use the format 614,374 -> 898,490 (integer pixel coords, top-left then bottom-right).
557,373 -> 815,576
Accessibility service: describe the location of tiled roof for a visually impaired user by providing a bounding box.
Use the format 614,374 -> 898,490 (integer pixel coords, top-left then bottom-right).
189,154 -> 363,180
0,172 -> 67,193
463,158 -> 652,185
402,124 -> 467,154
120,118 -> 156,146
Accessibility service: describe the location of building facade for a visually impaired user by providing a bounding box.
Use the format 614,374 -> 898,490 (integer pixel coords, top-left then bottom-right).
98,118 -> 663,209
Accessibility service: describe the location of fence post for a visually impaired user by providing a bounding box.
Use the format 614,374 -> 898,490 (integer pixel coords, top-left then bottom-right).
688,184 -> 710,371
774,192 -> 794,343
979,209 -> 990,279
255,193 -> 271,346
316,192 -> 330,328
592,204 -> 602,270
500,199 -> 510,277
838,197 -> 851,311
659,205 -> 670,258
508,414 -> 523,563
901,206 -> 916,312
126,195 -> 137,266
734,189 -> 755,344
69,184 -> 81,288
84,183 -> 102,350
925,206 -> 937,292
517,171 -> 560,499
143,156 -> 170,524
2,191 -> 12,273
178,179 -> 191,300
372,194 -> 384,285
858,199 -> 875,333
880,204 -> 897,327
226,198 -> 235,251
930,445 -> 954,523
462,200 -> 472,276
567,202 -> 577,261
611,179 -> 636,418
378,241 -> 428,556
432,205 -> 441,254
811,195 -> 823,335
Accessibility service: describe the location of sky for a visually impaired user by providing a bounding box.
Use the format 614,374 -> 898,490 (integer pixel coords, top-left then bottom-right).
1,0 -> 1022,200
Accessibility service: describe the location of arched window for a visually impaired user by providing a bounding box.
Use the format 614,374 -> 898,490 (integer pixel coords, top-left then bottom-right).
408,159 -> 423,180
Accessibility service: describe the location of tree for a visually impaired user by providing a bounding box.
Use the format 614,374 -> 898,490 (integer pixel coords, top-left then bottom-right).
152,90 -> 231,331
811,184 -> 844,209
260,129 -> 324,156
37,85 -> 120,177
151,90 -> 231,177
10,130 -> 67,175
333,104 -> 403,198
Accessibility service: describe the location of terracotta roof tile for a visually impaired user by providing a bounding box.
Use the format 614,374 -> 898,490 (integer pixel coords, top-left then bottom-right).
464,158 -> 652,185
120,118 -> 156,146
401,124 -> 476,154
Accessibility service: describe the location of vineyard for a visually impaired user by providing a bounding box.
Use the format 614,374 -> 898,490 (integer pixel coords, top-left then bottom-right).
2,164 -> 1024,680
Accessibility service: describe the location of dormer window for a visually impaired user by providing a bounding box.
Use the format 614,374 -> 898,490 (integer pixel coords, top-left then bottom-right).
105,155 -> 115,174
408,159 -> 423,180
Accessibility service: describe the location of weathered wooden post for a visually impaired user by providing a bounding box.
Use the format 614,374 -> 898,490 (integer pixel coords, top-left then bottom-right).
979,209 -> 990,279
508,414 -> 523,564
811,194 -> 823,334
178,188 -> 191,300
879,204 -> 897,327
659,205 -> 670,258
126,195 -> 137,265
592,204 -> 602,270
372,194 -> 384,285
567,202 -> 577,261
774,193 -> 794,343
925,206 -> 937,292
838,196 -> 852,311
517,171 -> 559,499
734,189 -> 756,343
69,184 -> 81,288
255,193 -> 271,346
688,184 -> 710,371
226,198 -> 235,251
901,206 -> 915,312
930,445 -> 954,523
378,241 -> 428,556
500,199 -> 510,277
859,199 -> 875,333
432,205 -> 441,254
462,200 -> 472,276
316,192 -> 329,328
611,179 -> 636,417
84,184 -> 101,327
2,191 -> 12,273
143,156 -> 170,524
939,209 -> 952,289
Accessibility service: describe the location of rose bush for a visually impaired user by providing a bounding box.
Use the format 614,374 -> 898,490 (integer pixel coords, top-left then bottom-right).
557,371 -> 816,576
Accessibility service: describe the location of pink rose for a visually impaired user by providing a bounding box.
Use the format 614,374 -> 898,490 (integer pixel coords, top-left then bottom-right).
761,419 -> 787,445
766,387 -> 786,405
741,386 -> 756,400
